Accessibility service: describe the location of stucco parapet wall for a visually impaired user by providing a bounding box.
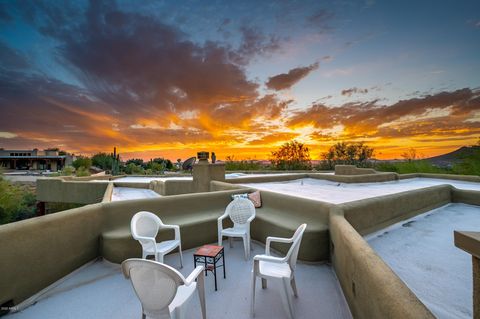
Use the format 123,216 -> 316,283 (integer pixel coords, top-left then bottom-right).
36,178 -> 108,204
329,211 -> 435,319
224,173 -> 309,184
210,180 -> 252,191
418,172 -> 480,182
150,179 -> 194,196
309,172 -> 398,183
340,184 -> 452,235
61,175 -> 113,181
334,165 -> 377,175
0,203 -> 104,306
102,183 -> 114,203
452,188 -> 480,206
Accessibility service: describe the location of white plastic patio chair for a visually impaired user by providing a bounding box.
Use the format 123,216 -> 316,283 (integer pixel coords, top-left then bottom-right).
251,224 -> 307,319
131,211 -> 183,267
218,198 -> 256,260
122,258 -> 206,319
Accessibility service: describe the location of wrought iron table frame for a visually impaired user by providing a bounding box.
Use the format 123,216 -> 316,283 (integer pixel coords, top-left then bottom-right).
193,246 -> 226,291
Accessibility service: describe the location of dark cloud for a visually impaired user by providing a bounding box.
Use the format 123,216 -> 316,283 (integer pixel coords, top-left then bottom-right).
341,87 -> 369,96
0,1 -> 291,153
288,88 -> 480,140
266,62 -> 319,91
230,26 -> 281,65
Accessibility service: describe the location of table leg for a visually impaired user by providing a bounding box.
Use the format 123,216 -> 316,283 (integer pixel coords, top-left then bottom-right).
204,256 -> 208,276
222,250 -> 226,278
214,255 -> 218,291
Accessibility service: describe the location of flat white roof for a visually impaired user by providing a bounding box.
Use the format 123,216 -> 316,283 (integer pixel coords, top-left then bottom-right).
366,203 -> 479,319
7,243 -> 352,319
241,177 -> 480,204
111,187 -> 161,201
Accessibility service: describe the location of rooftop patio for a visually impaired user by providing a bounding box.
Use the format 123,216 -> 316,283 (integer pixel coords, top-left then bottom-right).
366,203 -> 480,319
7,242 -> 351,319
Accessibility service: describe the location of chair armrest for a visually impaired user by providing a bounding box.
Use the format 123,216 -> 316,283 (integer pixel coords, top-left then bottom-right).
185,266 -> 205,285
253,254 -> 286,263
246,214 -> 256,223
266,236 -> 293,255
135,235 -> 156,244
217,212 -> 229,231
161,224 -> 181,240
217,212 -> 229,222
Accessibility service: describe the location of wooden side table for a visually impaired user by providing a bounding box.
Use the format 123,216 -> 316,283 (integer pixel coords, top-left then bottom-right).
193,244 -> 226,291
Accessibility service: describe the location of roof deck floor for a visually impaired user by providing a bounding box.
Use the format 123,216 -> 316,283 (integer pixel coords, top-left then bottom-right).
8,242 -> 351,319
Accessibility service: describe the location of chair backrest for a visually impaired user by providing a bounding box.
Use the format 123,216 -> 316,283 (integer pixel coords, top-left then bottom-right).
226,198 -> 255,227
122,258 -> 185,319
285,224 -> 307,271
131,211 -> 161,243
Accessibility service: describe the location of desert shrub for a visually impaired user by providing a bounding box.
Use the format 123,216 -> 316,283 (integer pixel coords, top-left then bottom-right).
75,166 -> 91,177
375,160 -> 448,174
225,156 -> 264,171
0,173 -> 36,225
124,163 -> 145,175
452,147 -> 480,176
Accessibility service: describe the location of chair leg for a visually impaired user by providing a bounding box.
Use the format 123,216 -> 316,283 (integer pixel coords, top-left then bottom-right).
251,271 -> 256,316
290,276 -> 298,298
179,245 -> 184,268
218,233 -> 222,246
197,271 -> 206,319
281,277 -> 295,319
243,236 -> 249,260
261,278 -> 267,289
291,276 -> 298,297
229,236 -> 233,248
156,253 -> 164,263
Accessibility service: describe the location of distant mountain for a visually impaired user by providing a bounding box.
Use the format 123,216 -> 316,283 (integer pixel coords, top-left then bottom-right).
425,146 -> 480,167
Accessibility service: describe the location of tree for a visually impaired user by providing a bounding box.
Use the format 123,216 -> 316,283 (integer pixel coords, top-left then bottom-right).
72,156 -> 92,170
401,148 -> 417,161
91,153 -> 114,170
270,141 -> 312,170
322,142 -> 374,168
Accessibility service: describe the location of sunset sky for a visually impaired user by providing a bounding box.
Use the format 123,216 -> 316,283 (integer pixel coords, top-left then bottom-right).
0,0 -> 479,161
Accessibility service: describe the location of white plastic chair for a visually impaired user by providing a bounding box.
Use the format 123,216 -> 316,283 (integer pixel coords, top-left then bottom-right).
251,224 -> 307,319
122,258 -> 206,319
218,198 -> 256,260
131,211 -> 183,267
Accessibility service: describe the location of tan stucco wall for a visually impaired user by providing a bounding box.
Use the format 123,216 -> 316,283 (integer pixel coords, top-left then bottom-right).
99,189 -> 331,263
5,170 -> 480,317
335,165 -> 377,175
150,180 -> 195,195
343,185 -> 452,235
330,212 -> 435,319
0,204 -> 103,306
36,178 -> 108,204
101,182 -> 114,203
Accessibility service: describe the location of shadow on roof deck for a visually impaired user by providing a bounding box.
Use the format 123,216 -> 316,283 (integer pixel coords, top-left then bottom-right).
7,242 -> 352,319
